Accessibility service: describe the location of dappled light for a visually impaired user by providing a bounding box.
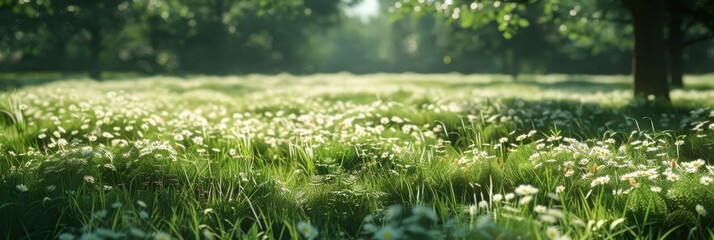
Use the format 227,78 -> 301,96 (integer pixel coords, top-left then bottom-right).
1,0 -> 714,239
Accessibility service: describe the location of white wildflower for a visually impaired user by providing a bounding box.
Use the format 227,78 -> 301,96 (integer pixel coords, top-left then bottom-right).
591,176 -> 610,187
546,226 -> 560,239
153,231 -> 172,240
492,194 -> 503,203
84,175 -> 95,184
16,184 -> 29,192
296,221 -> 319,240
374,225 -> 402,240
515,184 -> 539,196
519,195 -> 533,205
505,193 -> 516,201
696,204 -> 707,216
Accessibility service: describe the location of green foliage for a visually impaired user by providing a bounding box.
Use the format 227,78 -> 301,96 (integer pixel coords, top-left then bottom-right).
0,0 -> 353,75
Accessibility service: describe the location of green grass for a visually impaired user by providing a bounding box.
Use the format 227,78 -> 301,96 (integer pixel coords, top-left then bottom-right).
1,73 -> 714,239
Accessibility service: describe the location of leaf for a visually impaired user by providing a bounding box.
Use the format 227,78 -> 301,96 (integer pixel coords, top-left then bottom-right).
503,31 -> 513,39
460,12 -> 474,28
518,18 -> 529,27
498,22 -> 508,31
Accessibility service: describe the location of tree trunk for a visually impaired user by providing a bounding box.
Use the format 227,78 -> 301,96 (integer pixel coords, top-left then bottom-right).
668,1 -> 684,88
625,0 -> 670,101
502,47 -> 519,80
148,16 -> 162,74
88,24 -> 103,80
213,0 -> 229,74
54,37 -> 68,73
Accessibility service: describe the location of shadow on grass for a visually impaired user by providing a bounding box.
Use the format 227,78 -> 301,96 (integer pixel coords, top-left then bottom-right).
443,79 -> 633,92
0,72 -> 147,91
435,97 -> 714,160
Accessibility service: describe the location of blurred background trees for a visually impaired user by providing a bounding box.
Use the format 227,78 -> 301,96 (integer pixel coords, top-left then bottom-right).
0,0 -> 713,82
391,0 -> 714,100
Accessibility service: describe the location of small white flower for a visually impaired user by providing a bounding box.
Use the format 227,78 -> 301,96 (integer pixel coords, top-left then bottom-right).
541,214 -> 558,224
557,235 -> 572,240
650,186 -> 662,192
701,176 -> 713,186
16,184 -> 29,192
78,232 -> 101,240
515,185 -> 539,196
93,210 -> 108,219
412,205 -> 438,221
83,175 -> 95,184
385,205 -> 402,219
153,231 -> 172,240
478,200 -> 489,209
505,193 -> 516,201
380,117 -> 389,125
374,225 -> 402,240
546,226 -> 560,239
666,173 -> 680,181
534,205 -> 547,214
546,209 -> 564,218
173,134 -> 184,141
95,228 -> 124,239
564,169 -> 575,177
492,194 -> 503,203
555,185 -> 565,193
468,205 -> 479,215
519,195 -> 533,205
128,227 -> 146,237
296,221 -> 319,240
102,132 -> 114,139
58,233 -> 75,240
591,176 -> 610,187
696,204 -> 707,216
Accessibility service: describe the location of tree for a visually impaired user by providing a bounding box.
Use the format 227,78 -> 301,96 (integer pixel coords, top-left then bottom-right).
392,0 -> 685,101
0,0 -> 356,75
74,0 -> 128,80
624,0 -> 669,100
667,0 -> 714,88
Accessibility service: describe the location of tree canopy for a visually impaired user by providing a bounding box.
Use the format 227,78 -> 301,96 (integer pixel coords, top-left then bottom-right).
0,0 -> 356,78
1,0 -> 712,87
390,0 -> 714,101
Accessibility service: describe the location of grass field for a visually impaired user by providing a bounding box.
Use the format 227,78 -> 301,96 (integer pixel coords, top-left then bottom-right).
1,73 -> 714,239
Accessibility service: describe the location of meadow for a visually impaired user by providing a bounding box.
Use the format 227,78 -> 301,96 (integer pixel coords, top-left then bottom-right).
1,73 -> 714,239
